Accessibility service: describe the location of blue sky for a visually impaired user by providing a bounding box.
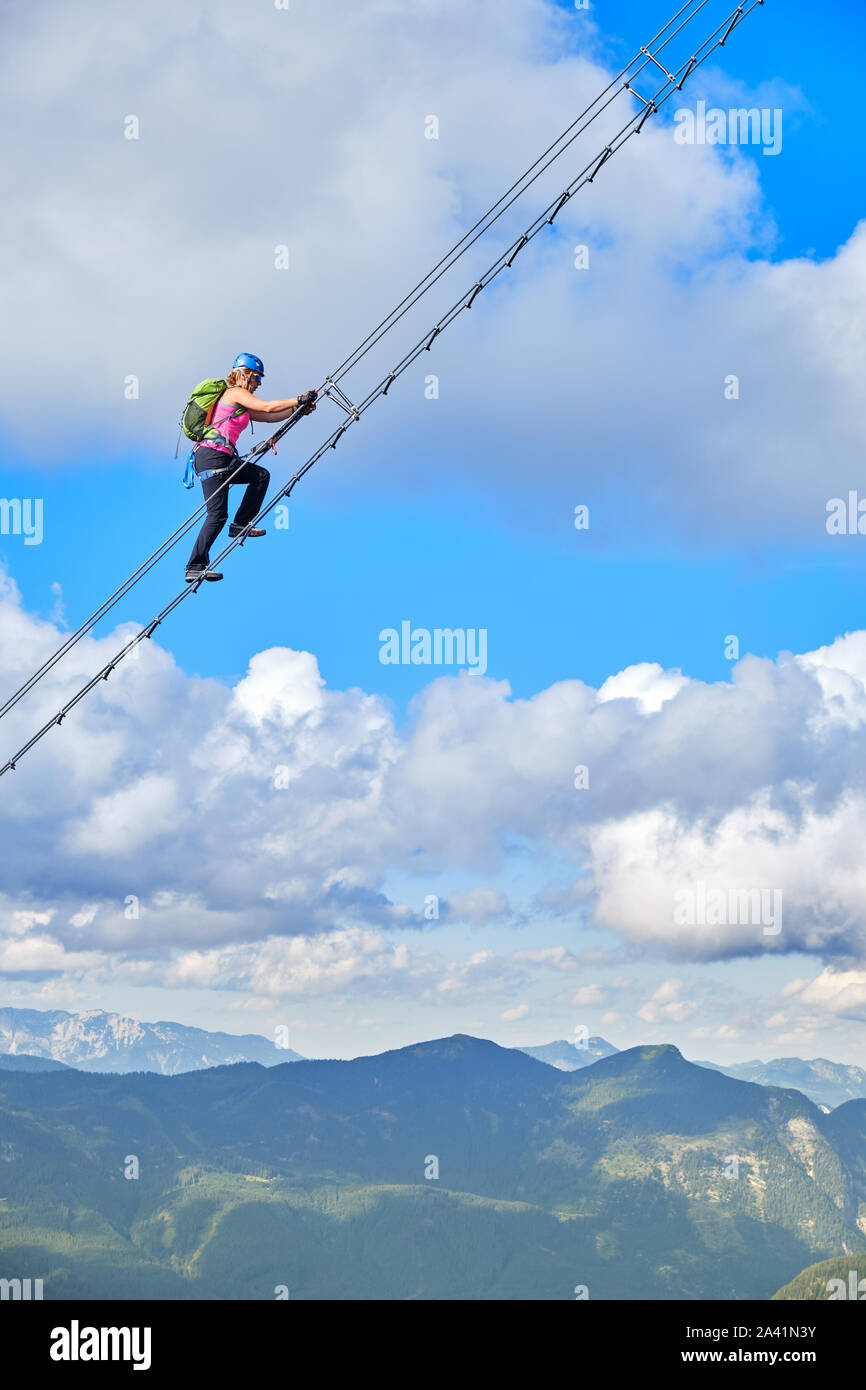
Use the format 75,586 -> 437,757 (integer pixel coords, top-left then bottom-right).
559,0 -> 864,264
10,476 -> 866,706
1,0 -> 866,1064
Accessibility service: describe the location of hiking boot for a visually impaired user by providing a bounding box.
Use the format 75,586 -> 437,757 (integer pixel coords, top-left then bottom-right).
229,524 -> 266,539
185,568 -> 223,583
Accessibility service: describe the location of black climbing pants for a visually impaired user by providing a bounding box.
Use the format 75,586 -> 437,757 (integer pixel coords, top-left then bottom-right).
186,448 -> 270,571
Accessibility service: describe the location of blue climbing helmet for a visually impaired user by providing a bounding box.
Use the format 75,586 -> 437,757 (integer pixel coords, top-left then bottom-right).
232,352 -> 264,378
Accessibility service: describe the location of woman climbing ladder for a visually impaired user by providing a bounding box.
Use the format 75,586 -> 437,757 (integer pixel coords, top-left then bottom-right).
186,353 -> 317,582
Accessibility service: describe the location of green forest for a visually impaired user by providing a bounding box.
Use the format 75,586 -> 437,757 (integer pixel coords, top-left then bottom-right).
1,1037 -> 865,1300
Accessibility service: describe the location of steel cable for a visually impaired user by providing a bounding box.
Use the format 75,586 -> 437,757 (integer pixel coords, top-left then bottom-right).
0,0 -> 764,777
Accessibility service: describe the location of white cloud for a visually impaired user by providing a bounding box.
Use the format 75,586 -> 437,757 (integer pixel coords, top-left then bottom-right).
597,664 -> 688,715
788,968 -> 866,1023
500,1004 -> 529,1022
68,905 -> 99,929
571,985 -> 605,1007
0,935 -> 102,977
6,571 -> 866,985
511,946 -> 577,971
66,774 -> 181,858
588,793 -> 866,959
163,928 -> 412,999
12,909 -> 54,932
637,979 -> 699,1024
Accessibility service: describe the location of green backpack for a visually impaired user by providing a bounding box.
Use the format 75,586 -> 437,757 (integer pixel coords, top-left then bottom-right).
181,378 -> 228,443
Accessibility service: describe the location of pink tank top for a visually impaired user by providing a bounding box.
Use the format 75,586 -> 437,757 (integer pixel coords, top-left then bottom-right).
206,396 -> 250,454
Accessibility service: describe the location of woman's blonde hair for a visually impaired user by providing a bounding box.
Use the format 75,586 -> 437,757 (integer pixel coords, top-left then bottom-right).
226,367 -> 259,388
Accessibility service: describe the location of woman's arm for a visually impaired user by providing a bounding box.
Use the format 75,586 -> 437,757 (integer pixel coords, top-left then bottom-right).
246,403 -> 299,423
224,386 -> 299,420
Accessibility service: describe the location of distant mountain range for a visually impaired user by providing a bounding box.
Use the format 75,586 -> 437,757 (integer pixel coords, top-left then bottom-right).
0,1008 -> 303,1075
694,1057 -> 866,1111
517,1038 -> 866,1111
1,1033 -> 864,1300
517,1037 -> 619,1069
0,1008 -> 863,1112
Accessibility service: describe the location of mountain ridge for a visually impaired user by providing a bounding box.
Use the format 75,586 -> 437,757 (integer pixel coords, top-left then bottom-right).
517,1034 -> 866,1111
1,1031 -> 863,1300
0,1051 -> 70,1072
0,1006 -> 303,1074
3,1005 -> 863,1110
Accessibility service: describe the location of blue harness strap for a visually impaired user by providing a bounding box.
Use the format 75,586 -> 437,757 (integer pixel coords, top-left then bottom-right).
197,464 -> 233,482
182,446 -> 235,488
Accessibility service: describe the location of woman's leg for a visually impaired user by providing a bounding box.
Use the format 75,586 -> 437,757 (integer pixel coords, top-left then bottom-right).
187,472 -> 230,570
231,463 -> 270,528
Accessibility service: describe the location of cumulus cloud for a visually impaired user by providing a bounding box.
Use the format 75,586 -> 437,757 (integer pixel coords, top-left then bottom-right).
0,934 -> 103,978
5,568 -> 866,990
163,928 -> 412,998
787,967 -> 866,1023
597,664 -> 689,715
570,984 -> 606,1007
637,979 -> 699,1025
511,946 -> 578,971
588,793 -> 866,960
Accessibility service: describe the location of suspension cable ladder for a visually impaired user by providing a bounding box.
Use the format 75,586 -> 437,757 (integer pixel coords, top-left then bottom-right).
0,0 -> 765,779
